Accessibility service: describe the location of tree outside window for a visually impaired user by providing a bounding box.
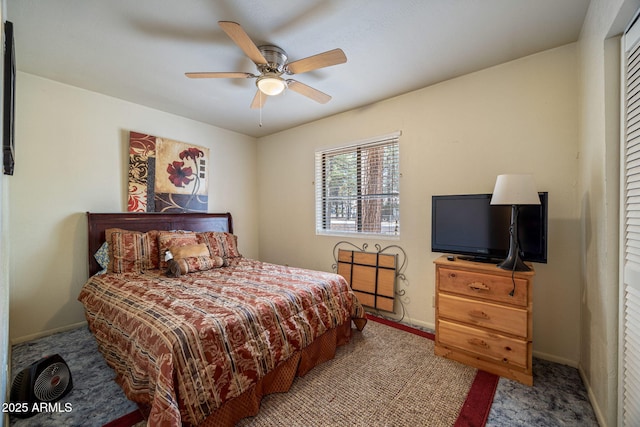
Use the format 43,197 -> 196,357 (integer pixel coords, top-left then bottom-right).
316,134 -> 400,237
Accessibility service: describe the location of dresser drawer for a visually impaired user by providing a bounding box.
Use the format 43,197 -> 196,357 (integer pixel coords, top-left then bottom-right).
438,293 -> 528,337
437,319 -> 528,369
438,267 -> 528,306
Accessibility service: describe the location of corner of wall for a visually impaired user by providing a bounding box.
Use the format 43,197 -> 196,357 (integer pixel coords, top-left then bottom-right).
576,1 -> 637,426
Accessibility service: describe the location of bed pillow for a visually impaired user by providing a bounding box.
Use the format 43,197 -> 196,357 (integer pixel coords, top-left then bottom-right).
106,229 -> 160,273
94,241 -> 110,274
197,232 -> 242,259
168,255 -> 226,276
158,231 -> 199,268
169,243 -> 210,259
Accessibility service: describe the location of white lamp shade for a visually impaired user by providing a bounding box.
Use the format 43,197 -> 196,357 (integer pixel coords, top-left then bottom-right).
490,174 -> 540,205
257,75 -> 286,96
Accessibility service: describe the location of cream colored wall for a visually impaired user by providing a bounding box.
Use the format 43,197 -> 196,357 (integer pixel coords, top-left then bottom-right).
577,1 -> 639,426
257,44 -> 581,365
8,73 -> 258,342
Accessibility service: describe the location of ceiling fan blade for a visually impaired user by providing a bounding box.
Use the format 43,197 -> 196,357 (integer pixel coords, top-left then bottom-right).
250,90 -> 267,109
286,48 -> 347,74
287,80 -> 332,104
185,72 -> 254,79
218,21 -> 268,65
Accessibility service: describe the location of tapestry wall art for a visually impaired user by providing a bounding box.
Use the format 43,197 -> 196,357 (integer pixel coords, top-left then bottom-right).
128,131 -> 209,212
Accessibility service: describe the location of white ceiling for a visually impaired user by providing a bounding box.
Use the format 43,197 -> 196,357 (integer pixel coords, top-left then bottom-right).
7,0 -> 590,138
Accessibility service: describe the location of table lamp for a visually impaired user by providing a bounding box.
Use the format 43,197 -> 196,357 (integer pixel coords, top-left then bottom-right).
490,174 -> 540,271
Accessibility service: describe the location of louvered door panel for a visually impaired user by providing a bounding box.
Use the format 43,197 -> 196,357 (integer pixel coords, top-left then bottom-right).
621,18 -> 640,425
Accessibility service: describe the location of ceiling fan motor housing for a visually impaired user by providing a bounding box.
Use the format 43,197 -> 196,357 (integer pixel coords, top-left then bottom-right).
258,45 -> 288,74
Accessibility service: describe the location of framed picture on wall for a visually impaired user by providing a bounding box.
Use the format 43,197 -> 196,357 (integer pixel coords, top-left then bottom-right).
127,131 -> 210,212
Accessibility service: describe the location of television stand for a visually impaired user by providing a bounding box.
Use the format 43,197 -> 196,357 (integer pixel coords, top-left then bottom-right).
434,255 -> 534,385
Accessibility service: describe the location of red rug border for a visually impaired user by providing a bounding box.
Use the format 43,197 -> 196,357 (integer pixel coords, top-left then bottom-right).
102,408 -> 144,427
107,314 -> 499,427
454,369 -> 500,427
365,312 -> 436,340
366,313 -> 499,427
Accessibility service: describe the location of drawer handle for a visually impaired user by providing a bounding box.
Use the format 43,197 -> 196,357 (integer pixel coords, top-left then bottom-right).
468,338 -> 489,348
469,310 -> 489,320
468,282 -> 489,291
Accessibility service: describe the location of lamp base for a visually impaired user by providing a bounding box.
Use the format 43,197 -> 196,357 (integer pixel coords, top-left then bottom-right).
497,254 -> 531,272
497,204 -> 532,272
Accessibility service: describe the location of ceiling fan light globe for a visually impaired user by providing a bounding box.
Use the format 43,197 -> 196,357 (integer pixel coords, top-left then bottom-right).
257,76 -> 286,96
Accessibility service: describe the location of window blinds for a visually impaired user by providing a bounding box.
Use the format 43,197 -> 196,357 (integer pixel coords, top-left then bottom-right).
315,132 -> 400,236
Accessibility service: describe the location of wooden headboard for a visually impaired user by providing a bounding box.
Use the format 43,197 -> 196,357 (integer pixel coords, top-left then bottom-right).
87,212 -> 233,276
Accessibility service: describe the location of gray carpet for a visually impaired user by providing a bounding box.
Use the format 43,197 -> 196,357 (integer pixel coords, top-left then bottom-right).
9,322 -> 598,426
9,326 -> 137,427
487,358 -> 599,426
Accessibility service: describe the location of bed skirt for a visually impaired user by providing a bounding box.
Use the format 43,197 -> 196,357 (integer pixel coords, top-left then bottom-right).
138,319 -> 364,426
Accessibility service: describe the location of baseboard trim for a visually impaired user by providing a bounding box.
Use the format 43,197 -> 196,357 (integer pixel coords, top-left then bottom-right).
531,349 -> 578,368
10,321 -> 88,345
578,363 -> 608,427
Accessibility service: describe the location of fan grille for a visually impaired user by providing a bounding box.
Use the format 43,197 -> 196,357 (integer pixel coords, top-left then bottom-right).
34,362 -> 71,402
9,369 -> 25,401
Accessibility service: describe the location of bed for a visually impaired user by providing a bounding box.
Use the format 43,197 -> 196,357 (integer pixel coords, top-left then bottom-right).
78,212 -> 367,427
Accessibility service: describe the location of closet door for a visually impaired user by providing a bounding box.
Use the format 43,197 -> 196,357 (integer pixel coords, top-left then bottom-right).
621,16 -> 640,426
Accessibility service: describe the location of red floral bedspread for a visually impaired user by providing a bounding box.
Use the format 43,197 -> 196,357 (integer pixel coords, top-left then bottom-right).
78,258 -> 366,426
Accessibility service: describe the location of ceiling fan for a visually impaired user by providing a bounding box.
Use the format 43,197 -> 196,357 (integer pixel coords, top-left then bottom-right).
186,21 -> 347,109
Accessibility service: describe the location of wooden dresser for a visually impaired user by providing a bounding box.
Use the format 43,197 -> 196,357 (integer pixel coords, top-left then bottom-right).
433,255 -> 534,385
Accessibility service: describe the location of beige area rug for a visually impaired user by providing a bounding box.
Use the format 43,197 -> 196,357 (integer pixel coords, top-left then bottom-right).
236,318 -> 478,427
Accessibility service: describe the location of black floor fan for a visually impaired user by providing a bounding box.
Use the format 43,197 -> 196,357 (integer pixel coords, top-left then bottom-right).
10,354 -> 73,418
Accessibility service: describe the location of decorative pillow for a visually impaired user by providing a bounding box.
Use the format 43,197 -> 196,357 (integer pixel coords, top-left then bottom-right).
94,241 -> 110,274
169,243 -> 210,259
107,229 -> 160,273
197,232 -> 242,259
167,255 -> 226,277
158,231 -> 199,268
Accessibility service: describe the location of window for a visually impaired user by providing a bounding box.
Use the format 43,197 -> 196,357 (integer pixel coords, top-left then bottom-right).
315,132 -> 400,237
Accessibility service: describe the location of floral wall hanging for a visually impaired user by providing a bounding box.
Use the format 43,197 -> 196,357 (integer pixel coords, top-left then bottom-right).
128,131 -> 209,212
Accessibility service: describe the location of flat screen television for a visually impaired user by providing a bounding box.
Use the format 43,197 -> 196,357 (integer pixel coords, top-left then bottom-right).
431,192 -> 548,263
